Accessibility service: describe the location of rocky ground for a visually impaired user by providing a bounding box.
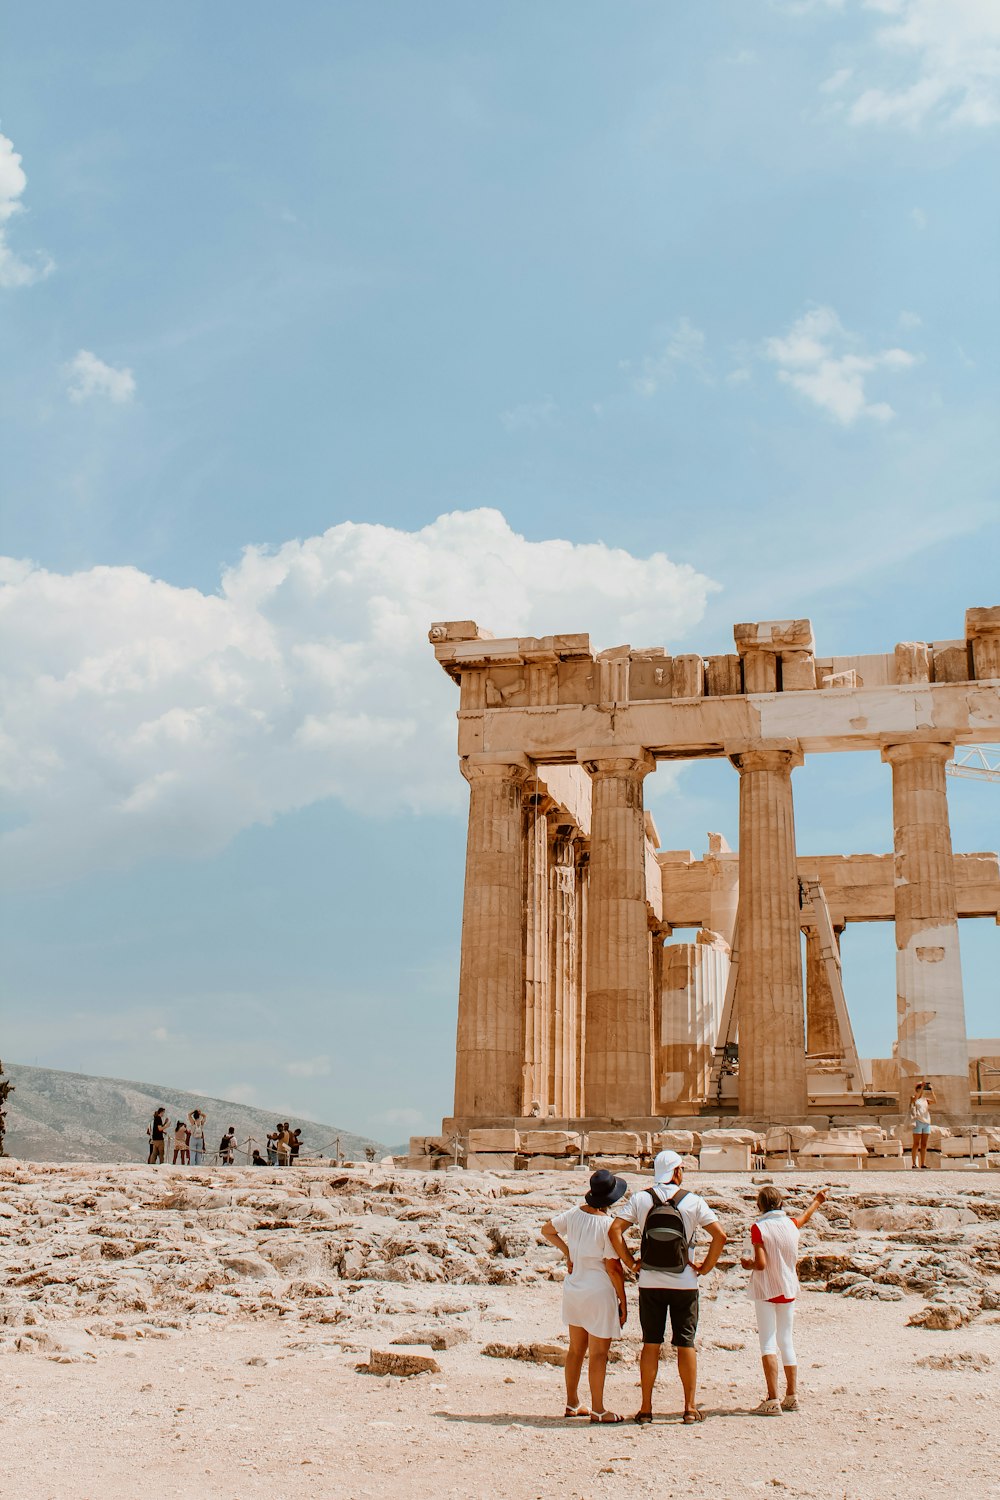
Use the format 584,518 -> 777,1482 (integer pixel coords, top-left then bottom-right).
2,1160 -> 998,1499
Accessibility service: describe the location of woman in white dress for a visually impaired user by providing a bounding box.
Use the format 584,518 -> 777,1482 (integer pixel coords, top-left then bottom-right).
541,1170 -> 629,1423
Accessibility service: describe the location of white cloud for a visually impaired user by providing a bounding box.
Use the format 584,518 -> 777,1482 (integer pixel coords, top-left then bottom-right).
821,66 -> 854,93
285,1056 -> 332,1078
0,509 -> 717,887
625,316 -> 711,396
150,1026 -> 169,1042
898,309 -> 922,329
764,305 -> 918,423
499,396 -> 555,431
848,0 -> 1000,129
0,131 -> 53,288
65,349 -> 136,404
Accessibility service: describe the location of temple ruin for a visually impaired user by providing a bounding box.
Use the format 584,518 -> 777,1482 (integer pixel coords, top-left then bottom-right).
428,608 -> 1000,1133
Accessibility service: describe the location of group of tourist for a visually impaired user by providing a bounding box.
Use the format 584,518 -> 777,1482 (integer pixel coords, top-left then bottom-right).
541,1149 -> 826,1423
264,1123 -> 303,1165
145,1108 -> 307,1166
146,1107 -> 211,1165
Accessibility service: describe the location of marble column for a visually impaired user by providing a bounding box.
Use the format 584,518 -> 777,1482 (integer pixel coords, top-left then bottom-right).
881,741 -> 971,1117
573,843 -> 589,1117
579,748 -> 655,1118
658,932 -> 731,1109
730,746 -> 807,1117
454,753 -> 530,1118
522,792 -> 553,1116
805,923 -> 845,1056
548,827 -> 579,1117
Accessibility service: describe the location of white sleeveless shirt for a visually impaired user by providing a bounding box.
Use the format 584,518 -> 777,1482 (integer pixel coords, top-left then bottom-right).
748,1210 -> 800,1302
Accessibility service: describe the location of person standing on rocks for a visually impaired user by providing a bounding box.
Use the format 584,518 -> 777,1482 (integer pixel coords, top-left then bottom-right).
171,1118 -> 190,1165
909,1081 -> 936,1169
740,1184 -> 826,1416
266,1132 -> 279,1166
609,1149 -> 727,1425
541,1169 -> 630,1423
146,1107 -> 169,1165
188,1110 -> 208,1166
219,1126 -> 237,1165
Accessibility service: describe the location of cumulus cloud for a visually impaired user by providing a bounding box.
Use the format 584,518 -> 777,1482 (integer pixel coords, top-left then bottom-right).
764,306 -> 918,424
0,131 -> 53,288
0,509 -> 717,887
848,0 -> 1000,129
65,349 -> 136,404
624,317 -> 711,397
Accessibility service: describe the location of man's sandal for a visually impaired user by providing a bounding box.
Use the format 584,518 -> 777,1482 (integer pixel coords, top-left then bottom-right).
682,1408 -> 704,1423
590,1410 -> 625,1423
634,1411 -> 654,1425
563,1404 -> 589,1418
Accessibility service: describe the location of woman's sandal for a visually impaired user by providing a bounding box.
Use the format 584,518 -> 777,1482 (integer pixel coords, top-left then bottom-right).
634,1411 -> 654,1425
590,1410 -> 625,1423
682,1408 -> 704,1424
563,1404 -> 589,1418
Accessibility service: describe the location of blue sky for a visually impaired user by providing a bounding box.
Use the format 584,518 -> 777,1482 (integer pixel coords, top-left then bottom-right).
1,2 -> 998,1142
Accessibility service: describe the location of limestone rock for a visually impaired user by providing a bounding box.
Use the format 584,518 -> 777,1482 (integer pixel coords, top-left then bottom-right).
366,1346 -> 440,1376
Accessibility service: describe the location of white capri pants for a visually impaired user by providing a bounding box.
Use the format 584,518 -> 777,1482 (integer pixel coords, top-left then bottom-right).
754,1300 -> 796,1365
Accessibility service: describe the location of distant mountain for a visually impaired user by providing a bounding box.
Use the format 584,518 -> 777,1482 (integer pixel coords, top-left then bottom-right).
2,1063 -> 390,1164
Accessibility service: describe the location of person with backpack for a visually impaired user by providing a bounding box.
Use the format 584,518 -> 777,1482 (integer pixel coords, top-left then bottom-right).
609,1149 -> 727,1425
740,1184 -> 826,1416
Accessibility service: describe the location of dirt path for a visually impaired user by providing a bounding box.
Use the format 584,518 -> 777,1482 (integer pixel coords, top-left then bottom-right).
5,1283 -> 998,1499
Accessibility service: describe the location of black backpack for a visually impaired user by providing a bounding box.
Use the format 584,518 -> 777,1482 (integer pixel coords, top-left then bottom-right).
639,1186 -> 691,1274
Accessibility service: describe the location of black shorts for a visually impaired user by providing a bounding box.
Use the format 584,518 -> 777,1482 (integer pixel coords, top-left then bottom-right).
638,1288 -> 699,1348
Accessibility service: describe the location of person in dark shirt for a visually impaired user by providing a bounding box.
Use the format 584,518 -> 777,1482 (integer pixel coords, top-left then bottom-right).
147,1107 -> 169,1165
251,1149 -> 268,1166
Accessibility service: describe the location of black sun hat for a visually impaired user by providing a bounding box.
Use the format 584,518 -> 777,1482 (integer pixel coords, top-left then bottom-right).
585,1168 -> 628,1209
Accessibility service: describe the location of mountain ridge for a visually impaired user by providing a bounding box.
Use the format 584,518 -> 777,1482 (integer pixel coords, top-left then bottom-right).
2,1062 -> 390,1163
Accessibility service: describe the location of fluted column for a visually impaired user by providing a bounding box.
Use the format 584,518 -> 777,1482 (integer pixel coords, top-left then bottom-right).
454,753 -> 530,1118
522,792 -> 553,1115
579,748 -> 655,1118
805,923 -> 844,1056
574,843 -> 589,1117
730,745 -> 807,1116
659,932 -> 731,1108
882,741 -> 970,1117
548,828 -> 579,1117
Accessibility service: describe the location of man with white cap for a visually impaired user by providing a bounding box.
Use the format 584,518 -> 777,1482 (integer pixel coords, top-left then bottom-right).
609,1149 -> 726,1425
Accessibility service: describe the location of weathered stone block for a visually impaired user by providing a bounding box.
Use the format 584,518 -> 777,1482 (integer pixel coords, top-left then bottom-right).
522,1155 -> 578,1171
940,1135 -> 988,1156
699,1144 -> 751,1171
465,1153 -> 518,1171
895,641 -> 932,683
704,654 -> 742,697
765,1126 -> 817,1152
779,651 -> 817,691
467,1129 -> 521,1153
700,1128 -> 758,1147
585,1131 -> 648,1156
932,644 -> 970,683
798,1154 -> 865,1171
653,1130 -> 697,1154
870,1139 -> 904,1157
367,1346 -> 440,1377
587,1156 -> 641,1174
520,1131 -> 581,1156
672,654 -> 704,698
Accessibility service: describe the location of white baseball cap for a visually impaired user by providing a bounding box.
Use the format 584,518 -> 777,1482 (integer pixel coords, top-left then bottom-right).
654,1149 -> 683,1183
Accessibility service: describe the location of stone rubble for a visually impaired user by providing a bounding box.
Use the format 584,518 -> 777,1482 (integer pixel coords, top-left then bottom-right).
1,1162 -> 997,1364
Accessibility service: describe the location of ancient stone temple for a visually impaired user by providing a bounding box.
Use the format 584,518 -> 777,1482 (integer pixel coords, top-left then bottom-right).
429,609 -> 1000,1130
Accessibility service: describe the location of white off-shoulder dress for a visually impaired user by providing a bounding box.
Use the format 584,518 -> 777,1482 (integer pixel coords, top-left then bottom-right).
550,1207 -> 620,1340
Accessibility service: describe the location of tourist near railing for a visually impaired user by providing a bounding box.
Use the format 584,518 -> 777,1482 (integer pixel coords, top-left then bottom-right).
150,1132 -> 382,1167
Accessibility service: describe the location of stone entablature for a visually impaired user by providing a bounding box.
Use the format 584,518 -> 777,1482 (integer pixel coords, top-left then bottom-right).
431,611 -> 1000,1126
659,848 -> 1000,931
